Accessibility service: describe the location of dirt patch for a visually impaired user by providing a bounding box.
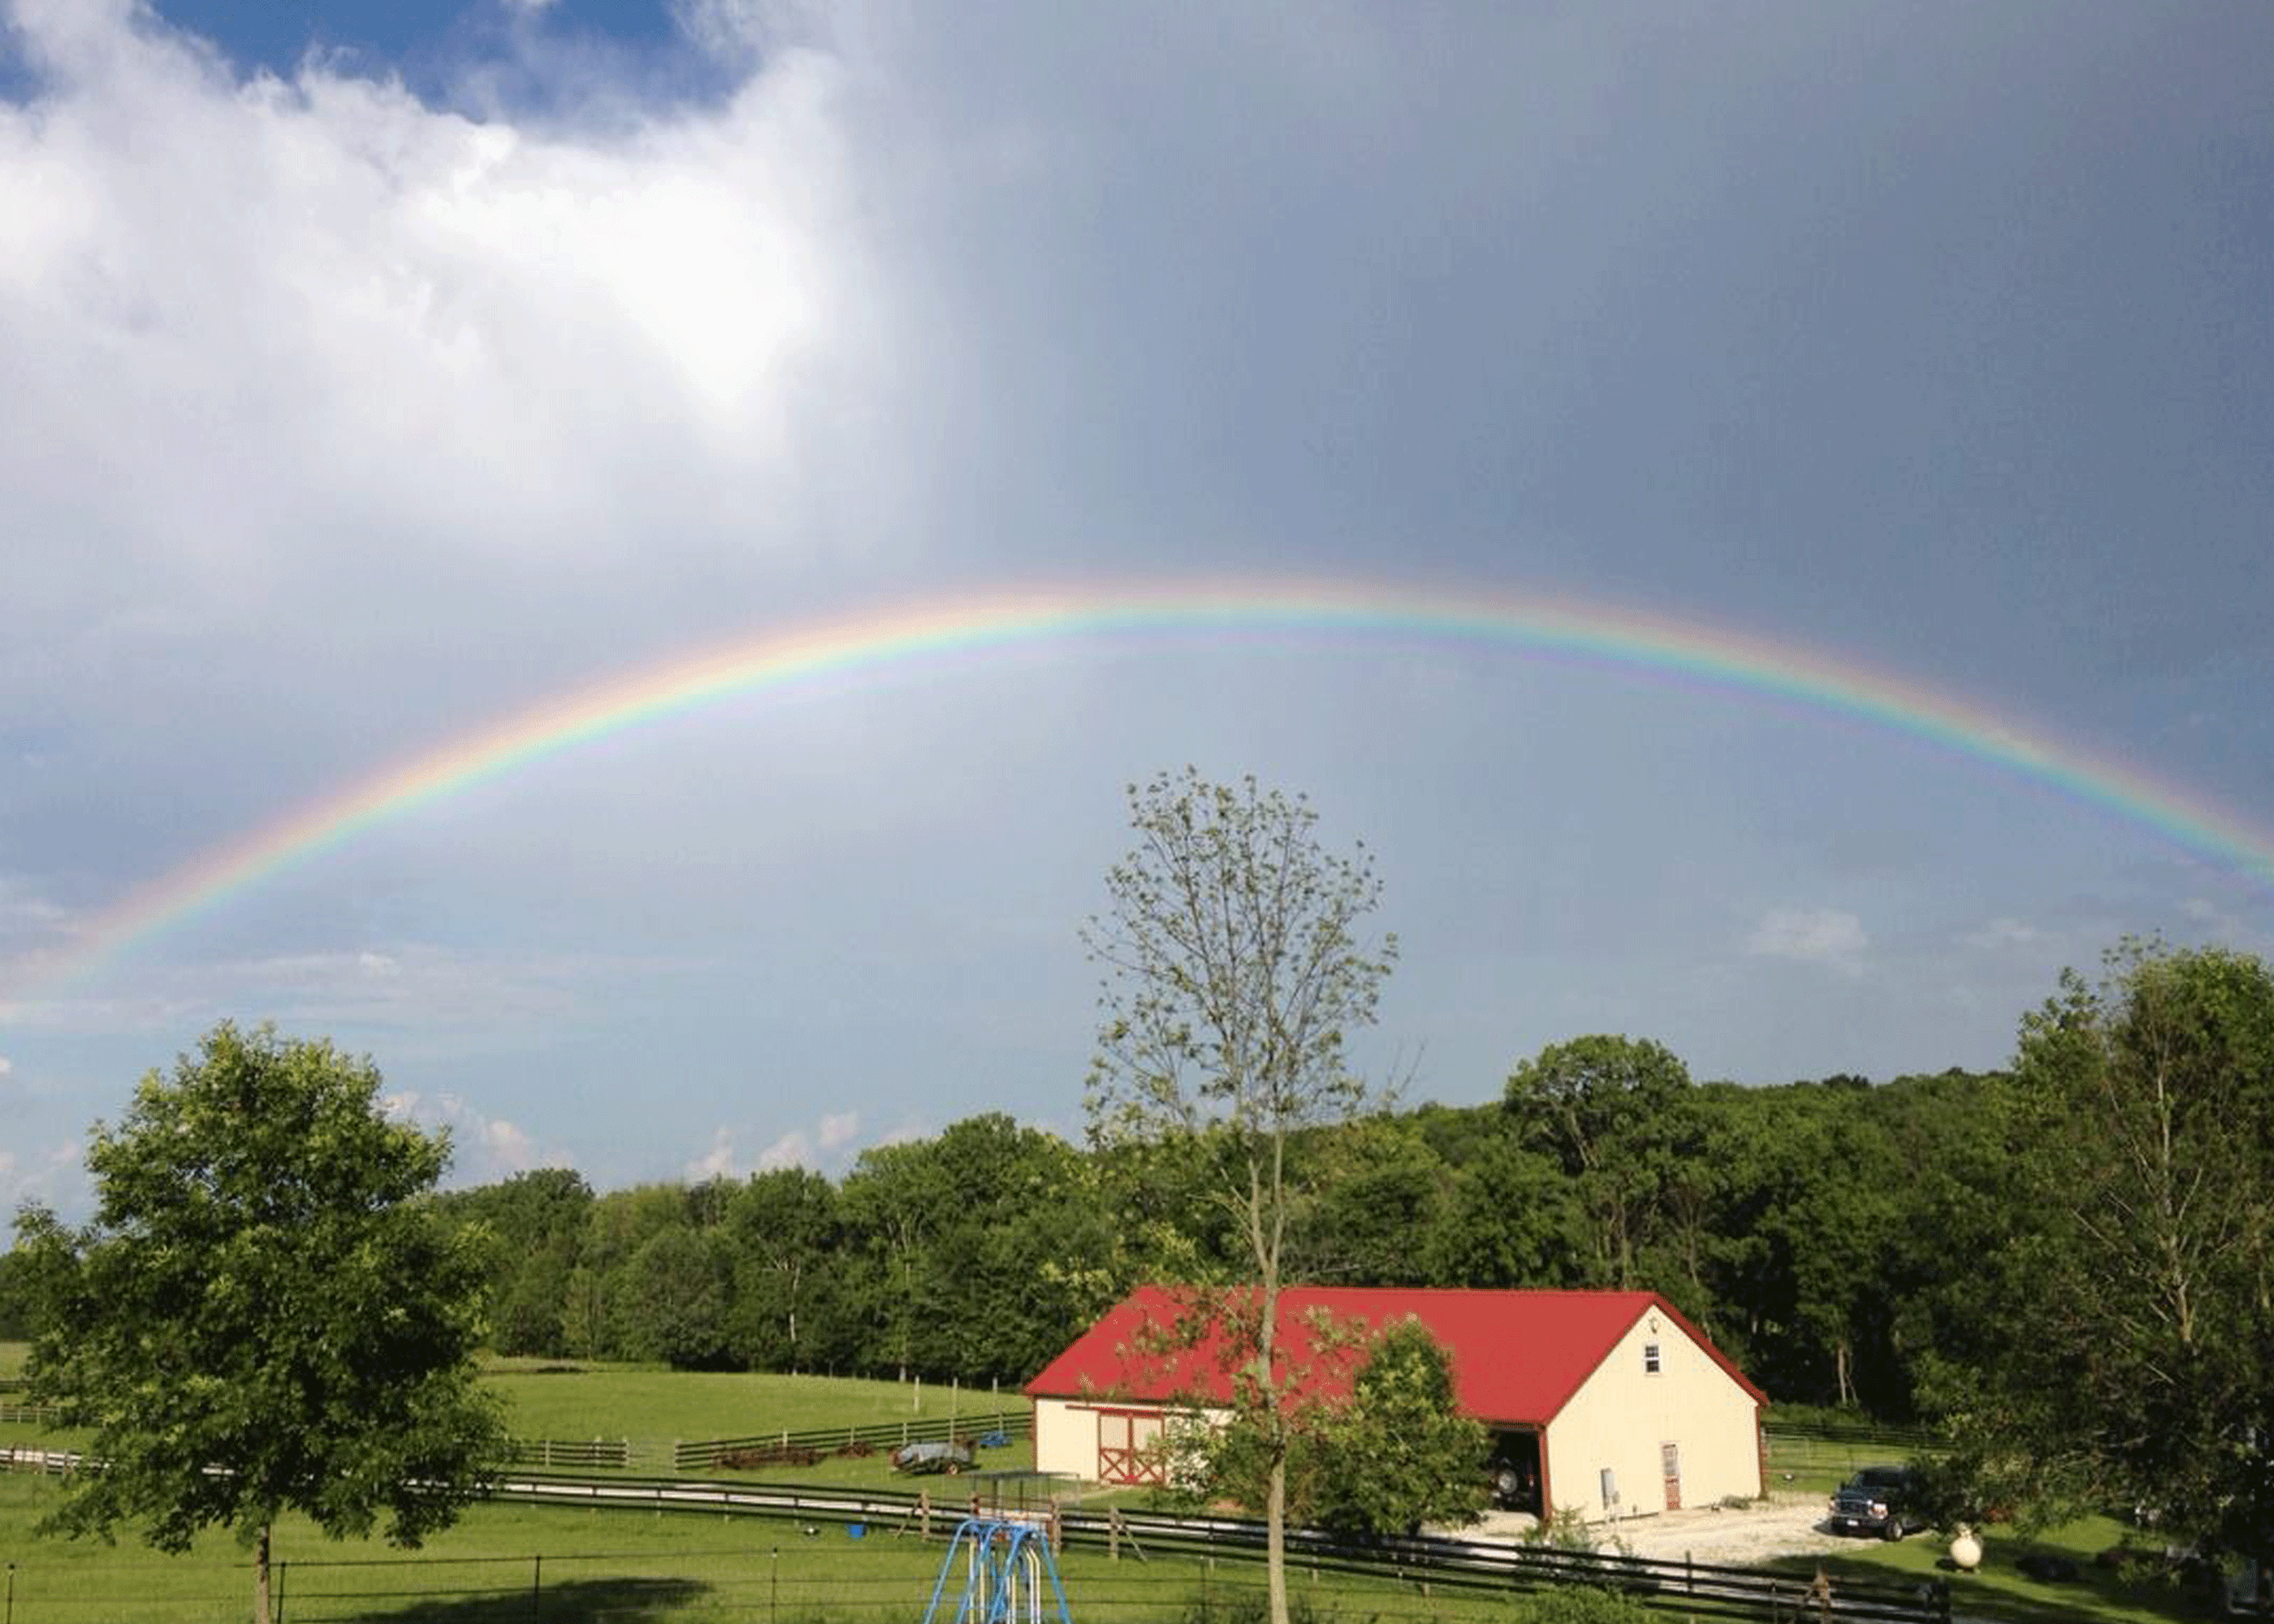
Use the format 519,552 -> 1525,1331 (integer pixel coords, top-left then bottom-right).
1470,1494 -> 1883,1568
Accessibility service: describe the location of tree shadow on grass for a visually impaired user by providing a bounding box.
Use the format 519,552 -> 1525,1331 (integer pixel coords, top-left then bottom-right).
324,1575 -> 711,1623
1760,1543 -> 2207,1624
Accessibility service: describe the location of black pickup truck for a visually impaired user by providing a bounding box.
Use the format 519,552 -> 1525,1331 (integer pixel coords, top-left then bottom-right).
1827,1465 -> 1928,1540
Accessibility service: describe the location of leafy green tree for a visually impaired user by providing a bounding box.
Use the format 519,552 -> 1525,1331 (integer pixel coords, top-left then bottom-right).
833,1115 -> 1121,1384
564,1182 -> 694,1359
436,1168 -> 594,1357
1310,1318 -> 1489,1540
625,1224 -> 737,1369
0,1242 -> 54,1340
1083,768 -> 1399,1624
1504,1034 -> 1694,1289
726,1167 -> 842,1372
11,1023 -> 507,1624
1403,1104 -> 1589,1290
837,1138 -> 951,1381
1939,942 -> 2274,1552
1286,1118 -> 1453,1286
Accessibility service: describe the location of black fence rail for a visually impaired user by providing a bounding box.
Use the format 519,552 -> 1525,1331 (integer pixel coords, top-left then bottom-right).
0,1402 -> 65,1427
1058,1505 -> 1947,1624
485,1472 -> 1949,1622
671,1407 -> 1031,1471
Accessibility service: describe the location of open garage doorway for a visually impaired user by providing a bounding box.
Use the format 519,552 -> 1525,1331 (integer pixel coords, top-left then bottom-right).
1488,1428 -> 1542,1514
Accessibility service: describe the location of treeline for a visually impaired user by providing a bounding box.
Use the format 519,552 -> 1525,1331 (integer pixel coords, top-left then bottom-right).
422,1049 -> 2012,1420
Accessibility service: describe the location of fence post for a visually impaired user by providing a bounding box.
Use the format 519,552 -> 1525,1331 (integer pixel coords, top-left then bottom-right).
530,1554 -> 542,1622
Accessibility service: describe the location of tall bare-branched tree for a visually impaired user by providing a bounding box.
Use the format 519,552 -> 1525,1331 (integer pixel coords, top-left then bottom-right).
1083,768 -> 1398,1624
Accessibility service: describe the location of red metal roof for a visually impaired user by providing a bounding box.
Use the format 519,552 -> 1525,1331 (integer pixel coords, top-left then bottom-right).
1024,1285 -> 1766,1423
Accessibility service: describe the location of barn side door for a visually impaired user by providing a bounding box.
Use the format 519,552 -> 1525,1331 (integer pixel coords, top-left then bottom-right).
1096,1410 -> 1166,1486
1661,1442 -> 1682,1511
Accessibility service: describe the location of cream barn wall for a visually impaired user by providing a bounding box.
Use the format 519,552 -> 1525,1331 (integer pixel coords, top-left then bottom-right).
1033,1397 -> 1096,1479
1541,1311 -> 1762,1521
1033,1397 -> 1230,1483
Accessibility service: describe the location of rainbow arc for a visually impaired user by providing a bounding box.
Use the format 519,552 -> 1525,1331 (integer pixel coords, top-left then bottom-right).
15,576 -> 2272,1010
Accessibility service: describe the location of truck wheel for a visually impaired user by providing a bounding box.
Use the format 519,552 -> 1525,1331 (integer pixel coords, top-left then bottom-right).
1881,1518 -> 1903,1542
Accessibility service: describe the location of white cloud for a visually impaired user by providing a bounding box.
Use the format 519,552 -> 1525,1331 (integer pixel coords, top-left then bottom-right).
752,1128 -> 816,1171
384,1088 -> 573,1185
1747,907 -> 1868,974
687,1126 -> 741,1181
0,1056 -> 12,1078
693,1108 -> 867,1178
0,0 -> 906,741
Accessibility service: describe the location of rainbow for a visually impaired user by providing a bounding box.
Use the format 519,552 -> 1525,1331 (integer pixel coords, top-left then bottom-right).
17,576 -> 2274,1008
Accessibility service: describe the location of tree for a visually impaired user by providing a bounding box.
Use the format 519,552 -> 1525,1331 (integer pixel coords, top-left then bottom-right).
726,1167 -> 841,1372
625,1224 -> 737,1369
1083,767 -> 1398,1624
1504,1034 -> 1693,1289
1286,1117 -> 1454,1286
1939,942 -> 2274,1553
435,1167 -> 594,1357
1310,1318 -> 1489,1540
12,1023 -> 508,1624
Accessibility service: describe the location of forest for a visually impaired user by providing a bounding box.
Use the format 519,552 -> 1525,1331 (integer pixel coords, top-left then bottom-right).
2,935 -> 2266,1555
408,1055 -> 1999,1419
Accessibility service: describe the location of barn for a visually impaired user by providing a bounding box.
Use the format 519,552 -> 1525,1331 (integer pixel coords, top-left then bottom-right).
1024,1285 -> 1767,1521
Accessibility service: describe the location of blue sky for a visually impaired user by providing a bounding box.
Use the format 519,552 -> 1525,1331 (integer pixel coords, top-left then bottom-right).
3,0 -> 2272,1218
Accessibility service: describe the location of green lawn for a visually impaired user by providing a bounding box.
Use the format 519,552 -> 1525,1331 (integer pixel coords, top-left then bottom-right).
1765,1515 -> 2231,1624
483,1363 -> 1022,1455
0,1472 -> 1606,1624
6,1360 -> 2240,1624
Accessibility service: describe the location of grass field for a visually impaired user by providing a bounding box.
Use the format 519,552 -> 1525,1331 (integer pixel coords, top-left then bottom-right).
484,1363 -> 1021,1458
1763,1514 -> 2228,1624
1,1351 -> 2237,1624
0,1472 -> 1617,1624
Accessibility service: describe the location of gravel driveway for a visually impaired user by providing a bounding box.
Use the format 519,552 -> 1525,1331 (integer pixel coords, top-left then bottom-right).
1473,1494 -> 1874,1568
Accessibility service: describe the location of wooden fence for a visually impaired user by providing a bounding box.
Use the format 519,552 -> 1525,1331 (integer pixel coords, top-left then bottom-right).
1762,1425 -> 1933,1486
671,1407 -> 1031,1471
484,1472 -> 1952,1622
504,1436 -> 633,1469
